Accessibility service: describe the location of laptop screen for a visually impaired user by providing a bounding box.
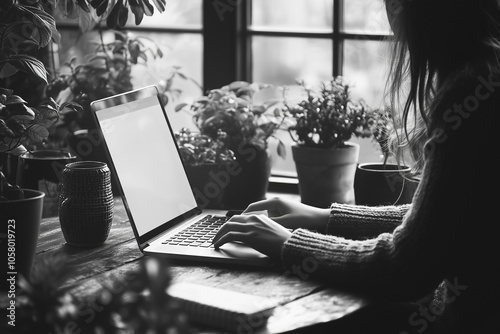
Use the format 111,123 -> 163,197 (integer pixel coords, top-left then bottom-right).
93,89 -> 198,237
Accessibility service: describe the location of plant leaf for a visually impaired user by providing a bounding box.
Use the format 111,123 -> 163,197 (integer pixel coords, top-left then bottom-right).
76,0 -> 91,12
0,119 -> 16,138
59,0 -> 78,18
118,0 -> 129,27
0,55 -> 47,83
0,62 -> 19,79
129,0 -> 145,25
77,4 -> 97,32
151,0 -> 166,13
139,0 -> 154,16
27,124 -> 49,142
175,103 -> 188,112
17,5 -> 56,48
37,102 -> 60,127
277,139 -> 286,159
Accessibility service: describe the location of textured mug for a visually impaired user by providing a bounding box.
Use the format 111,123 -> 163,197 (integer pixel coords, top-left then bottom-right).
59,161 -> 114,247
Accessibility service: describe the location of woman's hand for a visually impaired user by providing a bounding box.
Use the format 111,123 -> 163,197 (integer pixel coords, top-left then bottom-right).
212,214 -> 292,260
244,197 -> 330,232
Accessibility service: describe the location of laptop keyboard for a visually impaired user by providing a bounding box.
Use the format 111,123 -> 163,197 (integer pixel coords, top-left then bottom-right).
161,215 -> 229,248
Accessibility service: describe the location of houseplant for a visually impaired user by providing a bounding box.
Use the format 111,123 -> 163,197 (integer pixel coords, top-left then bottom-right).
284,76 -> 374,208
46,28 -> 170,155
0,0 -> 86,286
175,128 -> 236,209
176,80 -> 287,209
45,28 -> 197,197
354,105 -> 419,205
0,89 -> 71,288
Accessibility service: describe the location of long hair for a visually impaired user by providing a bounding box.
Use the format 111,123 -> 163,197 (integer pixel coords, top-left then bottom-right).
384,0 -> 500,173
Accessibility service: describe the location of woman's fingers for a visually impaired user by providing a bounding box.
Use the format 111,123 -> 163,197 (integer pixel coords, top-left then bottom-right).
213,221 -> 249,245
244,197 -> 286,217
212,214 -> 292,260
213,231 -> 252,249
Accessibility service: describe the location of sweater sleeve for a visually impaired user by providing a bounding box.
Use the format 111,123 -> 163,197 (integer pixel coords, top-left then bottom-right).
326,203 -> 410,239
281,69 -> 499,301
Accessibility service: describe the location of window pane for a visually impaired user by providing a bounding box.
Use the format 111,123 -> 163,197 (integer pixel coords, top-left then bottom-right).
252,36 -> 332,177
343,0 -> 391,34
343,39 -> 390,107
251,0 -> 333,32
252,36 -> 332,85
55,30 -> 203,131
343,39 -> 391,163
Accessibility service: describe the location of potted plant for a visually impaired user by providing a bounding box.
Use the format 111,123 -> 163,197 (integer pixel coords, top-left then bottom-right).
46,28 -> 185,156
283,76 -> 374,208
0,0 -> 85,287
0,89 -> 67,288
45,28 -> 198,197
175,128 -> 236,209
176,81 -> 286,209
354,106 -> 419,206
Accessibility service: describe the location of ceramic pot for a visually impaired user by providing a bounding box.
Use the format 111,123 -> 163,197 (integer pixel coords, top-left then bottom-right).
354,162 -> 419,206
0,189 -> 44,290
292,143 -> 359,208
59,161 -> 114,247
221,145 -> 272,210
16,150 -> 77,217
184,163 -> 234,209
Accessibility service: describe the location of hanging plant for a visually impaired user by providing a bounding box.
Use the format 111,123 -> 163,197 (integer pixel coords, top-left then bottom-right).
56,0 -> 167,31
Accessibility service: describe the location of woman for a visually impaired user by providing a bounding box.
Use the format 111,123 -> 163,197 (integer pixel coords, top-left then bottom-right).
213,0 -> 500,333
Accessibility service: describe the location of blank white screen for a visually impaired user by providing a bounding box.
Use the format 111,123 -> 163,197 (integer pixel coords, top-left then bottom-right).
96,96 -> 197,236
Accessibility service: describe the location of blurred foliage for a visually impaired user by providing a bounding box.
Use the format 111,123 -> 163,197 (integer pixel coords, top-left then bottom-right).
0,254 -> 193,334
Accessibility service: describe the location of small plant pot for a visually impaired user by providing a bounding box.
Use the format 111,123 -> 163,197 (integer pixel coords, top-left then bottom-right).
16,150 -> 77,218
292,143 -> 359,208
1,189 -> 44,290
354,162 -> 419,206
184,163 -> 232,209
222,146 -> 272,210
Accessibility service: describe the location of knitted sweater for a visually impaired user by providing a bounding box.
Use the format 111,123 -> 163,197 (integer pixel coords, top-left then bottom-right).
281,65 -> 500,333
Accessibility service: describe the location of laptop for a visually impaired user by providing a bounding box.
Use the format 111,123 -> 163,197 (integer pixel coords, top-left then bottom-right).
90,85 -> 274,267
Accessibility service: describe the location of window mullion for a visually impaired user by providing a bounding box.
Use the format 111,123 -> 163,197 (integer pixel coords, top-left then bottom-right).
333,0 -> 344,76
236,0 -> 251,82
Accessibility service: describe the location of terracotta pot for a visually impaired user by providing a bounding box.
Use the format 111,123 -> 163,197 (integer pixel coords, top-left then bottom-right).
1,189 -> 44,290
354,162 -> 419,206
292,143 -> 359,208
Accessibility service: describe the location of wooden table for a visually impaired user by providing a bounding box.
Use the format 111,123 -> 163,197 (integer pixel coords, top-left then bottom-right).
35,192 -> 368,333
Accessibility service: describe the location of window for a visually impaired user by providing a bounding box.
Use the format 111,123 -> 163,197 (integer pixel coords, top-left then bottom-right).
243,0 -> 392,176
53,0 -> 203,130
53,0 -> 392,178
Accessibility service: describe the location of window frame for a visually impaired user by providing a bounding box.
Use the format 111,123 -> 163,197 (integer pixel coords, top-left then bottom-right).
203,0 -> 389,89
